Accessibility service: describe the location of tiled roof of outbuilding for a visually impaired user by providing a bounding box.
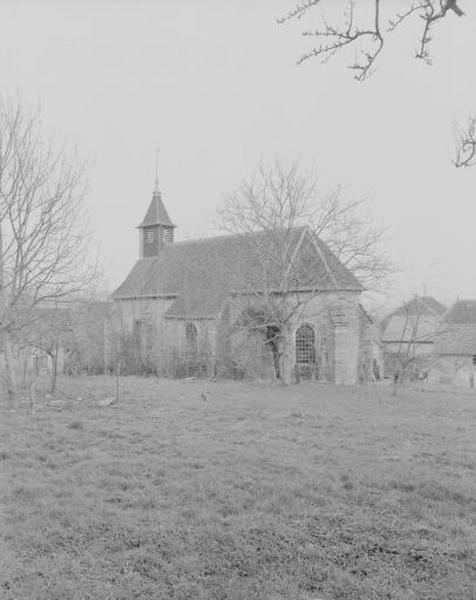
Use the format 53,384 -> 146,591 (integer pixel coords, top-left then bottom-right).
435,300 -> 476,355
381,296 -> 446,344
112,227 -> 362,318
382,315 -> 440,343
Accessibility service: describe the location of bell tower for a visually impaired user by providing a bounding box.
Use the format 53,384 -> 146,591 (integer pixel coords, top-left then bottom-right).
138,154 -> 176,258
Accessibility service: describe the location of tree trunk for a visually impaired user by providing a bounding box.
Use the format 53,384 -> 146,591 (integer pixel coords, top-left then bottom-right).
392,371 -> 400,397
28,379 -> 36,413
0,223 -> 16,401
4,333 -> 18,401
50,349 -> 58,394
265,327 -> 281,380
270,343 -> 281,379
115,361 -> 120,403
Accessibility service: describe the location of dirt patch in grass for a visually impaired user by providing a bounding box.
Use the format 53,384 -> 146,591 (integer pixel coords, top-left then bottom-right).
0,376 -> 475,599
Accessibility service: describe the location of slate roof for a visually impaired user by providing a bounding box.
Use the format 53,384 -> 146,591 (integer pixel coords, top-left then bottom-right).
138,190 -> 175,228
112,227 -> 362,319
381,296 -> 446,344
435,300 -> 476,355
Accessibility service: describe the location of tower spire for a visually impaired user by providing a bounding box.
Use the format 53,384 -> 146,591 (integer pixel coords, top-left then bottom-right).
154,147 -> 159,193
138,149 -> 176,258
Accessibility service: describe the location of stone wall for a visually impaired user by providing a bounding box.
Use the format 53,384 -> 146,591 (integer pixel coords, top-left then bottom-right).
114,297 -> 174,338
357,312 -> 381,382
114,290 -> 364,384
215,290 -> 362,384
114,298 -> 218,373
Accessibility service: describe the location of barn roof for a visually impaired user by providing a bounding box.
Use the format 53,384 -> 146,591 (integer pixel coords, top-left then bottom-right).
442,299 -> 476,324
381,296 -> 446,344
112,227 -> 362,319
435,300 -> 476,356
391,296 -> 447,317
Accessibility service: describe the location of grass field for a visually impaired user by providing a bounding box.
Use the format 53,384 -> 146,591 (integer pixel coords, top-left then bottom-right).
1,376 -> 475,600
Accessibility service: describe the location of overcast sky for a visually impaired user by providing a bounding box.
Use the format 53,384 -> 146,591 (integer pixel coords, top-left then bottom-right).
0,1 -> 475,308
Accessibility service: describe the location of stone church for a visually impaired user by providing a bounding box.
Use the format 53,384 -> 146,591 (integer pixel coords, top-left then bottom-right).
112,182 -> 372,384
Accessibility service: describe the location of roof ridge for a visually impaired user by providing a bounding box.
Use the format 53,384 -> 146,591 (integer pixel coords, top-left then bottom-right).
113,224 -> 361,310
171,226 -> 307,247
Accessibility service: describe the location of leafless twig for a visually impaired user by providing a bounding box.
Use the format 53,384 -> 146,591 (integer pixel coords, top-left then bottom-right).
454,115 -> 476,167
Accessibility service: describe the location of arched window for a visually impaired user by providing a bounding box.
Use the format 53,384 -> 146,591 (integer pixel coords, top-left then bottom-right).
185,322 -> 198,355
295,324 -> 316,364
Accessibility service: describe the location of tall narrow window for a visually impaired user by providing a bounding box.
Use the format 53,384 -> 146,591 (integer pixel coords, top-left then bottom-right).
133,319 -> 144,349
295,324 -> 316,364
146,230 -> 154,243
185,322 -> 198,355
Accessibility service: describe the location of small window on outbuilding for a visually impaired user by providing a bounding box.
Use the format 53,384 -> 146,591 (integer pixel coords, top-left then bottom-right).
133,318 -> 144,348
295,324 -> 316,364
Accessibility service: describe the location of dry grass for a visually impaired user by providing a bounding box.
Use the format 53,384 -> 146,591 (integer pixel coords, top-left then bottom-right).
0,376 -> 475,599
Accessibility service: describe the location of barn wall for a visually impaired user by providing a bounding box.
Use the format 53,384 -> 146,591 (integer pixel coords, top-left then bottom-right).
382,342 -> 436,380
383,341 -> 434,355
432,355 -> 476,387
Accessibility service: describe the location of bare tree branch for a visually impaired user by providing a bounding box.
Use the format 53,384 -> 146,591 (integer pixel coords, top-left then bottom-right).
279,1 -> 471,165
454,115 -> 476,167
279,0 -> 465,80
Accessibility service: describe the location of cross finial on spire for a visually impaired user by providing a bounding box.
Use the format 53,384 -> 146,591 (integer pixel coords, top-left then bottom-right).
154,147 -> 159,193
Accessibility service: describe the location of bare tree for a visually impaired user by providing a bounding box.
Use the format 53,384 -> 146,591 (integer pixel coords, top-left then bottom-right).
311,187 -> 391,290
19,306 -> 73,393
65,300 -> 114,377
217,159 -> 390,381
0,95 -> 96,398
278,1 -> 473,165
381,295 -> 445,394
389,302 -> 426,392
